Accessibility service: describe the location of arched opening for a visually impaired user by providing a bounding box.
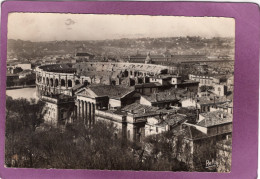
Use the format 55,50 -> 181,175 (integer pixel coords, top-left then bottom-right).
111,80 -> 116,86
144,77 -> 150,83
83,80 -> 89,86
43,77 -> 45,84
37,76 -> 41,83
68,80 -> 72,87
138,78 -> 143,84
124,70 -> 129,77
46,77 -> 49,86
61,79 -> 65,87
50,78 -> 54,87
129,78 -> 135,86
75,80 -> 80,85
54,79 -> 59,87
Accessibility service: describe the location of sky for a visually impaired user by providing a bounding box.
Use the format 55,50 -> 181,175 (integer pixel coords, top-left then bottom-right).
8,13 -> 235,42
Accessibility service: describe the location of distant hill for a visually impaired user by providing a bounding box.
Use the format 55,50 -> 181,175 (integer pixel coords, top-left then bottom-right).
7,37 -> 235,60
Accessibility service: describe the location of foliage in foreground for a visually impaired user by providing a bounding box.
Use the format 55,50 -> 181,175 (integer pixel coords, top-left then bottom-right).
5,97 -> 190,171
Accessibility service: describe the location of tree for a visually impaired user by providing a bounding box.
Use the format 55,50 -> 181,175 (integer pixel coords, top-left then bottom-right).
5,97 -> 46,167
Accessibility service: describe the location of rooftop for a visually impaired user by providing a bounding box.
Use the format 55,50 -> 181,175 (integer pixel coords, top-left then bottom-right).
216,101 -> 233,108
196,96 -> 230,105
135,82 -> 162,88
142,91 -> 179,103
121,102 -> 159,116
198,110 -> 232,127
88,84 -> 135,99
71,83 -> 86,92
158,113 -> 187,126
152,74 -> 180,79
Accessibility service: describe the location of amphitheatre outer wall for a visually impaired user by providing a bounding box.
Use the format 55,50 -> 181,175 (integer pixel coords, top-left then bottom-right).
35,62 -> 177,97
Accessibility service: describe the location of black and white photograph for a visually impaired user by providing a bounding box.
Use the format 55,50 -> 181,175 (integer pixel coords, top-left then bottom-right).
5,13 -> 235,172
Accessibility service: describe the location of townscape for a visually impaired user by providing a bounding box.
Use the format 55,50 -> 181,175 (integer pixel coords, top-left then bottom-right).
5,14 -> 234,172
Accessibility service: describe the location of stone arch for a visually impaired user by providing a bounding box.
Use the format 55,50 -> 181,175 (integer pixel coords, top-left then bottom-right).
37,76 -> 41,83
61,79 -> 65,87
75,80 -> 80,85
111,80 -> 116,86
138,78 -> 143,84
129,78 -> 135,86
50,78 -> 54,87
54,79 -> 59,87
124,70 -> 129,77
46,77 -> 49,86
83,80 -> 89,86
144,76 -> 150,83
68,79 -> 72,87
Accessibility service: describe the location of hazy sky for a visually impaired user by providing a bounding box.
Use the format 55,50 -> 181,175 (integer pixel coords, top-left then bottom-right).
8,13 -> 235,41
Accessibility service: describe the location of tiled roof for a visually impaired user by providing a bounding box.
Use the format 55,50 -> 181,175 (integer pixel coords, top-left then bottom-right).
88,84 -> 135,99
159,113 -> 187,126
135,82 -> 162,88
196,96 -> 229,105
142,91 -> 179,103
121,102 -> 159,115
216,101 -> 233,108
197,111 -> 232,127
71,83 -> 85,91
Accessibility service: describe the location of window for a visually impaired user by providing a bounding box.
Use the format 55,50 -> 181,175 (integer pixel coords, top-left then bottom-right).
68,80 -> 72,87
61,79 -> 65,87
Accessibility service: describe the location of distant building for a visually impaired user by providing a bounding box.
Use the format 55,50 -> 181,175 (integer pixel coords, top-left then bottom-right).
123,51 -> 207,64
210,101 -> 233,115
181,96 -> 230,113
211,84 -> 228,96
189,74 -> 226,86
140,91 -> 180,108
149,74 -> 199,93
15,63 -> 32,70
75,51 -> 95,62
